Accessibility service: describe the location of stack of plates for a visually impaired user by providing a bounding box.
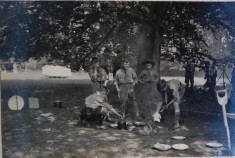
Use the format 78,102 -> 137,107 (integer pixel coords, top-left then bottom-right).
172,144 -> 189,150
206,142 -> 223,148
133,122 -> 146,127
172,136 -> 186,140
153,143 -> 171,151
109,124 -> 118,128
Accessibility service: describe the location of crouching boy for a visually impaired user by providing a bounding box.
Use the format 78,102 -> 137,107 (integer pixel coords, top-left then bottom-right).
80,86 -> 122,129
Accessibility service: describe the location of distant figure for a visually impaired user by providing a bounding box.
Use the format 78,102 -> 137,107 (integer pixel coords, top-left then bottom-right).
114,58 -> 139,119
210,61 -> 217,90
112,50 -> 126,78
184,59 -> 195,91
203,62 -> 213,91
88,59 -> 109,93
138,60 -> 162,123
80,86 -> 122,129
98,48 -> 113,76
153,79 -> 185,130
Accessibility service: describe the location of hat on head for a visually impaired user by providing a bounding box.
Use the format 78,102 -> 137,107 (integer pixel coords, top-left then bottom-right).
104,48 -> 111,53
157,79 -> 167,91
122,58 -> 129,63
91,56 -> 98,61
142,60 -> 155,66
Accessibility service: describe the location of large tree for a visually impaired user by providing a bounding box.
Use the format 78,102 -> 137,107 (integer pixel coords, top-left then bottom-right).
0,2 -> 234,72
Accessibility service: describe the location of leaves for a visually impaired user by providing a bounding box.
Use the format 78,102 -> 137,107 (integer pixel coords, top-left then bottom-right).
0,2 -> 234,70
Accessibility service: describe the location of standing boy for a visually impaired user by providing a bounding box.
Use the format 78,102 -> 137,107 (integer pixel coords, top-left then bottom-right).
114,59 -> 139,119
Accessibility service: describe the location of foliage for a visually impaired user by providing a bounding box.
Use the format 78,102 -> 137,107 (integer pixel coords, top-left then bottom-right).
0,1 -> 234,70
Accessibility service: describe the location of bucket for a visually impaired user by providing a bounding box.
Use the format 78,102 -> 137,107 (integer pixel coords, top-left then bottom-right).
54,100 -> 62,109
117,121 -> 128,130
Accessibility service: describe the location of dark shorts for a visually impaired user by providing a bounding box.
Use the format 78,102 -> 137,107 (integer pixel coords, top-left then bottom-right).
185,75 -> 194,85
80,107 -> 107,125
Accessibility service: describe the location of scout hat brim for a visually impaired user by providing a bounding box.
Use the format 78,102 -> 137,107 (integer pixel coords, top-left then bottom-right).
157,79 -> 167,90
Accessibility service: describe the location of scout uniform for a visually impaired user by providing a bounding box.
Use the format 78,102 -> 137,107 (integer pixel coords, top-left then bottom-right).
98,48 -> 113,75
154,79 -> 185,130
114,59 -> 139,119
80,88 -> 121,127
88,62 -> 109,93
138,60 -> 162,120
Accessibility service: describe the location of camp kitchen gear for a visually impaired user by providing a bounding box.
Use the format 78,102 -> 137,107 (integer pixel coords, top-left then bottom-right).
216,90 -> 232,155
133,121 -> 146,127
172,144 -> 189,150
117,120 -> 128,130
109,123 -> 118,129
28,97 -> 39,109
153,143 -> 171,151
206,142 -> 223,148
54,100 -> 62,109
172,136 -> 186,140
128,125 -> 136,131
8,95 -> 24,110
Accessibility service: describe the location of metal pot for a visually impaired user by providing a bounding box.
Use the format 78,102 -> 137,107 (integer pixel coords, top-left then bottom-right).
54,100 -> 62,109
117,121 -> 128,130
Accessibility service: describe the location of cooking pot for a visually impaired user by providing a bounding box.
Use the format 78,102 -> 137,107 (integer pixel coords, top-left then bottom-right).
54,100 -> 62,109
117,120 -> 128,130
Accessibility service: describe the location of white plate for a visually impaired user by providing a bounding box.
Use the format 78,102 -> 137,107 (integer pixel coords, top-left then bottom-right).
206,142 -> 223,148
172,144 -> 189,150
172,136 -> 186,140
153,143 -> 171,151
133,122 -> 146,126
109,124 -> 118,128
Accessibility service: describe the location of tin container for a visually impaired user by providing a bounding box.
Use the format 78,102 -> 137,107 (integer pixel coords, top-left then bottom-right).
54,100 -> 62,109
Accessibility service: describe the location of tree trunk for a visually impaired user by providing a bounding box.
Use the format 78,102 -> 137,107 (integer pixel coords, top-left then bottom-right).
136,24 -> 161,75
135,24 -> 161,118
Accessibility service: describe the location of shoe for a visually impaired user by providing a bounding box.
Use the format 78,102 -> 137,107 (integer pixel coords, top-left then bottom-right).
81,120 -> 91,128
96,125 -> 106,129
169,124 -> 180,130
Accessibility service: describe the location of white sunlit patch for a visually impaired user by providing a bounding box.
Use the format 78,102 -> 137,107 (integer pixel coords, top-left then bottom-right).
41,128 -> 51,132
67,120 -> 78,126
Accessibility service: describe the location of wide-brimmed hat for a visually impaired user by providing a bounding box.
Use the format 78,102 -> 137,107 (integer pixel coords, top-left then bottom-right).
92,56 -> 98,60
142,60 -> 155,66
157,79 -> 167,90
122,58 -> 129,63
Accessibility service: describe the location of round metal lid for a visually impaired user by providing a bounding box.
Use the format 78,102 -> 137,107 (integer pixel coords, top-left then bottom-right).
8,95 -> 24,110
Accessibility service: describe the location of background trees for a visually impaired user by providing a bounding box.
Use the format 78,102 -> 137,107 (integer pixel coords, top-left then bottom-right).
0,1 -> 234,72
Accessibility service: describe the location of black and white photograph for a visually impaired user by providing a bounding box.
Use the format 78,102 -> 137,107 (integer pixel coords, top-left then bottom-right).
0,1 -> 235,157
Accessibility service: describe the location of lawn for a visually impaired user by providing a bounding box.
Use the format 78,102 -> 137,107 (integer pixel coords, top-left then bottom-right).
1,71 -> 235,157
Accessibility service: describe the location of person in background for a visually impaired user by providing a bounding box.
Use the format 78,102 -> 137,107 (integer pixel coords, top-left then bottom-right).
80,85 -> 122,129
88,58 -> 109,93
184,59 -> 195,92
203,62 -> 213,91
138,60 -> 162,125
210,61 -> 217,90
153,79 -> 185,130
98,48 -> 113,76
114,58 -> 140,119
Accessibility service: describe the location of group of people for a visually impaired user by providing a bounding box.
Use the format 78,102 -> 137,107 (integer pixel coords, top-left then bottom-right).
81,51 -> 185,130
184,60 -> 217,92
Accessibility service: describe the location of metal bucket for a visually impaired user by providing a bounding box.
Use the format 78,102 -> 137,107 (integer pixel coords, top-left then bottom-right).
117,121 -> 128,130
54,100 -> 62,109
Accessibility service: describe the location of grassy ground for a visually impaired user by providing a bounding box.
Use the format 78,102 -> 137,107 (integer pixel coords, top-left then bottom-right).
1,73 -> 235,157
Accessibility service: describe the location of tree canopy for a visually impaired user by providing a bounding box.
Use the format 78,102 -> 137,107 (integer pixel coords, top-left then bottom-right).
0,1 -> 234,70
